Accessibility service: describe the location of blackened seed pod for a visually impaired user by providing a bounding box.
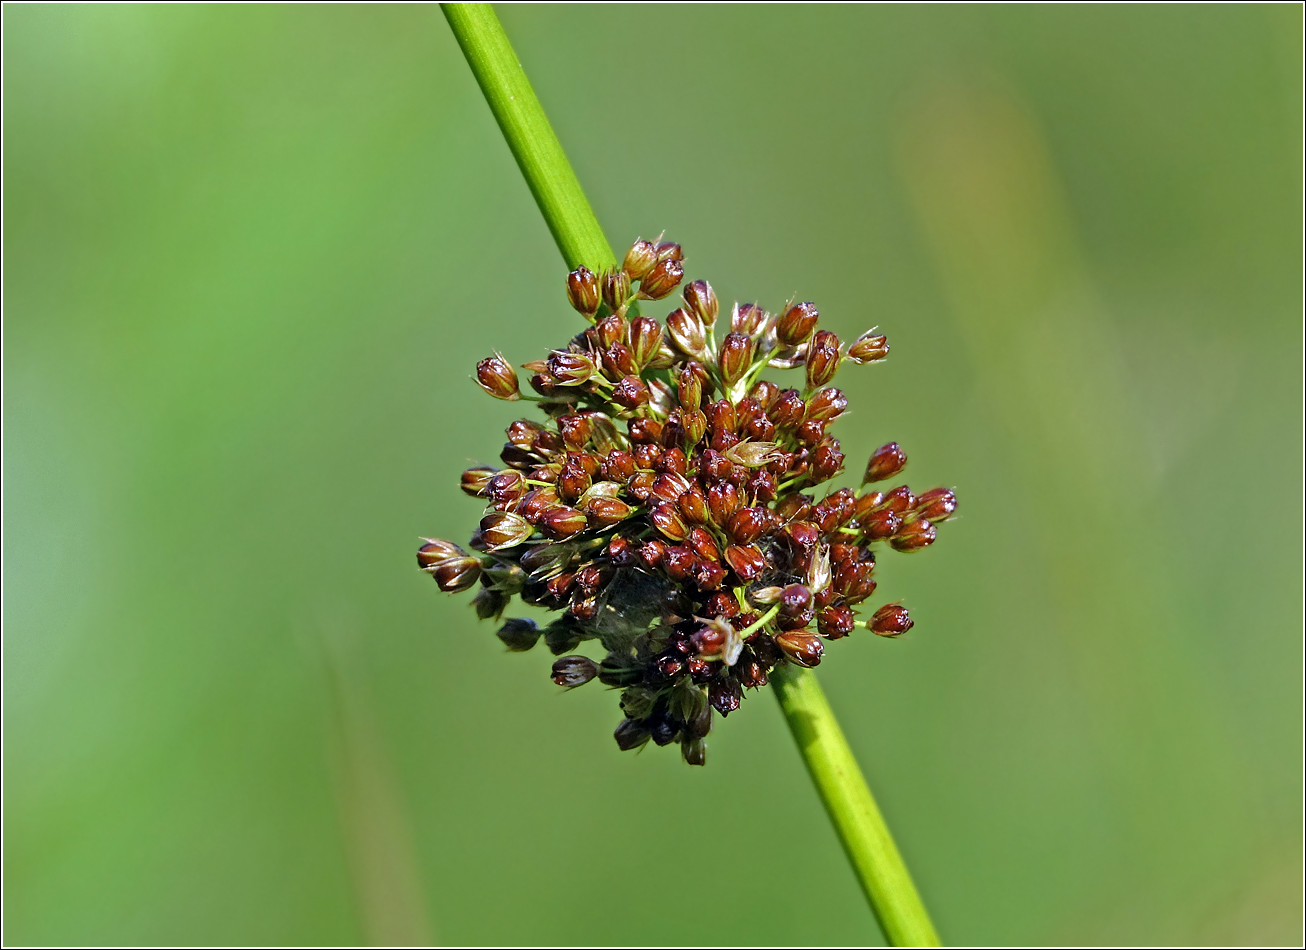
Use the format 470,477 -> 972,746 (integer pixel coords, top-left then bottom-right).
628,316 -> 663,368
622,239 -> 659,280
682,279 -> 719,328
551,655 -> 599,688
602,269 -> 632,312
476,355 -> 520,400
774,630 -> 824,667
612,375 -> 650,410
459,466 -> 496,497
541,506 -> 589,540
709,674 -> 742,715
731,303 -> 768,336
776,301 -> 819,346
863,442 -> 908,483
686,657 -> 713,684
805,387 -> 848,424
870,602 -> 913,637
566,266 -> 601,317
805,330 -> 843,389
432,556 -> 482,592
847,330 -> 890,364
718,332 -> 755,387
890,518 -> 937,552
638,258 -> 684,300
817,604 -> 856,639
681,736 -> 707,766
666,307 -> 709,360
614,718 -> 651,751
915,487 -> 958,522
497,617 -> 542,651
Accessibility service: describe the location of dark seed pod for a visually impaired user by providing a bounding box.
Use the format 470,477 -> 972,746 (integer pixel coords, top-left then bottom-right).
847,330 -> 890,364
776,301 -> 819,346
551,655 -> 599,688
718,332 -> 755,388
890,518 -> 937,552
915,487 -> 958,522
476,355 -> 520,400
817,604 -> 856,639
628,316 -> 663,368
805,330 -> 843,389
864,442 -> 908,483
622,239 -> 659,280
638,258 -> 684,300
566,266 -> 601,316
774,630 -> 824,667
602,269 -> 632,312
497,617 -> 541,652
870,602 -> 913,637
709,674 -> 742,715
682,279 -> 718,328
459,466 -> 496,497
614,718 -> 651,751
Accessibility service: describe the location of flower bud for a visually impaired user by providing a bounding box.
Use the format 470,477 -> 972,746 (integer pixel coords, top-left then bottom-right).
497,617 -> 541,651
628,316 -> 663,368
890,518 -> 937,552
805,330 -> 843,388
551,655 -> 599,688
459,466 -> 496,497
774,630 -> 824,667
731,302 -> 768,336
479,512 -> 533,551
776,301 -> 819,346
847,330 -> 889,364
863,442 -> 908,483
602,269 -> 632,312
541,506 -> 589,540
666,308 -> 709,360
622,239 -> 658,280
682,279 -> 718,328
718,332 -> 755,388
638,258 -> 684,300
870,602 -> 913,637
566,266 -> 600,317
476,354 -> 520,400
915,487 -> 958,522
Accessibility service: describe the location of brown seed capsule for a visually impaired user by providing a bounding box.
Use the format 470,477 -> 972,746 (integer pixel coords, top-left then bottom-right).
780,584 -> 813,617
881,485 -> 916,513
416,539 -> 463,570
701,449 -> 733,483
627,418 -> 663,447
432,556 -> 482,592
750,379 -> 780,410
666,307 -> 709,360
870,602 -> 913,637
731,302 -> 769,336
600,343 -> 636,380
639,539 -> 668,570
863,443 -> 908,483
556,462 -> 590,503
567,266 -> 602,316
805,387 -> 847,424
612,375 -> 650,410
601,269 -> 632,312
723,544 -> 766,581
650,501 -> 689,542
860,507 -> 902,541
486,470 -> 527,506
649,471 -> 691,504
602,450 -> 637,482
551,655 -> 599,688
847,330 -> 889,364
805,330 -> 843,389
692,559 -> 727,591
638,258 -> 684,300
682,279 -> 718,328
657,446 -> 688,475
890,518 -> 937,552
681,409 -> 708,450
776,301 -> 819,346
770,389 -> 806,428
540,506 -> 589,540
705,591 -> 740,619
709,674 -> 743,715
476,354 -> 520,400
628,316 -> 663,368
459,466 -> 496,497
547,350 -> 596,387
480,512 -> 534,551
726,506 -> 770,544
774,630 -> 824,667
678,486 -> 710,525
581,495 -> 634,527
817,604 -> 856,639
655,240 -> 683,263
718,332 -> 755,388
622,239 -> 659,280
687,526 -> 721,562
811,440 -> 846,482
915,487 -> 958,522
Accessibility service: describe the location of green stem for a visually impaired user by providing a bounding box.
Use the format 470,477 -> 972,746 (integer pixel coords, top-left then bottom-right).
441,3 -> 617,274
770,664 -> 941,946
442,6 -> 939,945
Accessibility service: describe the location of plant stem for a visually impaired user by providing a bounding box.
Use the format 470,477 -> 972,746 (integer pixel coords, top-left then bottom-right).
442,5 -> 940,945
770,664 -> 941,946
441,3 -> 617,274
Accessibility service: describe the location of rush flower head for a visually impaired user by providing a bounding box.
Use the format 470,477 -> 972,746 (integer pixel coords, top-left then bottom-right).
417,238 -> 957,766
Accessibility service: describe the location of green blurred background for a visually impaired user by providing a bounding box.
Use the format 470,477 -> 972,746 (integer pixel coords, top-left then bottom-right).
4,4 -> 1301,946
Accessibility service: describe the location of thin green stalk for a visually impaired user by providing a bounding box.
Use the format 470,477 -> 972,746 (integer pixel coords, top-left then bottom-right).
771,665 -> 941,946
441,3 -> 617,273
441,5 -> 940,945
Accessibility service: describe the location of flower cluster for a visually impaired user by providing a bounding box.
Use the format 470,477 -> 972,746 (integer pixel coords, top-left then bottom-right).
418,238 -> 956,765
